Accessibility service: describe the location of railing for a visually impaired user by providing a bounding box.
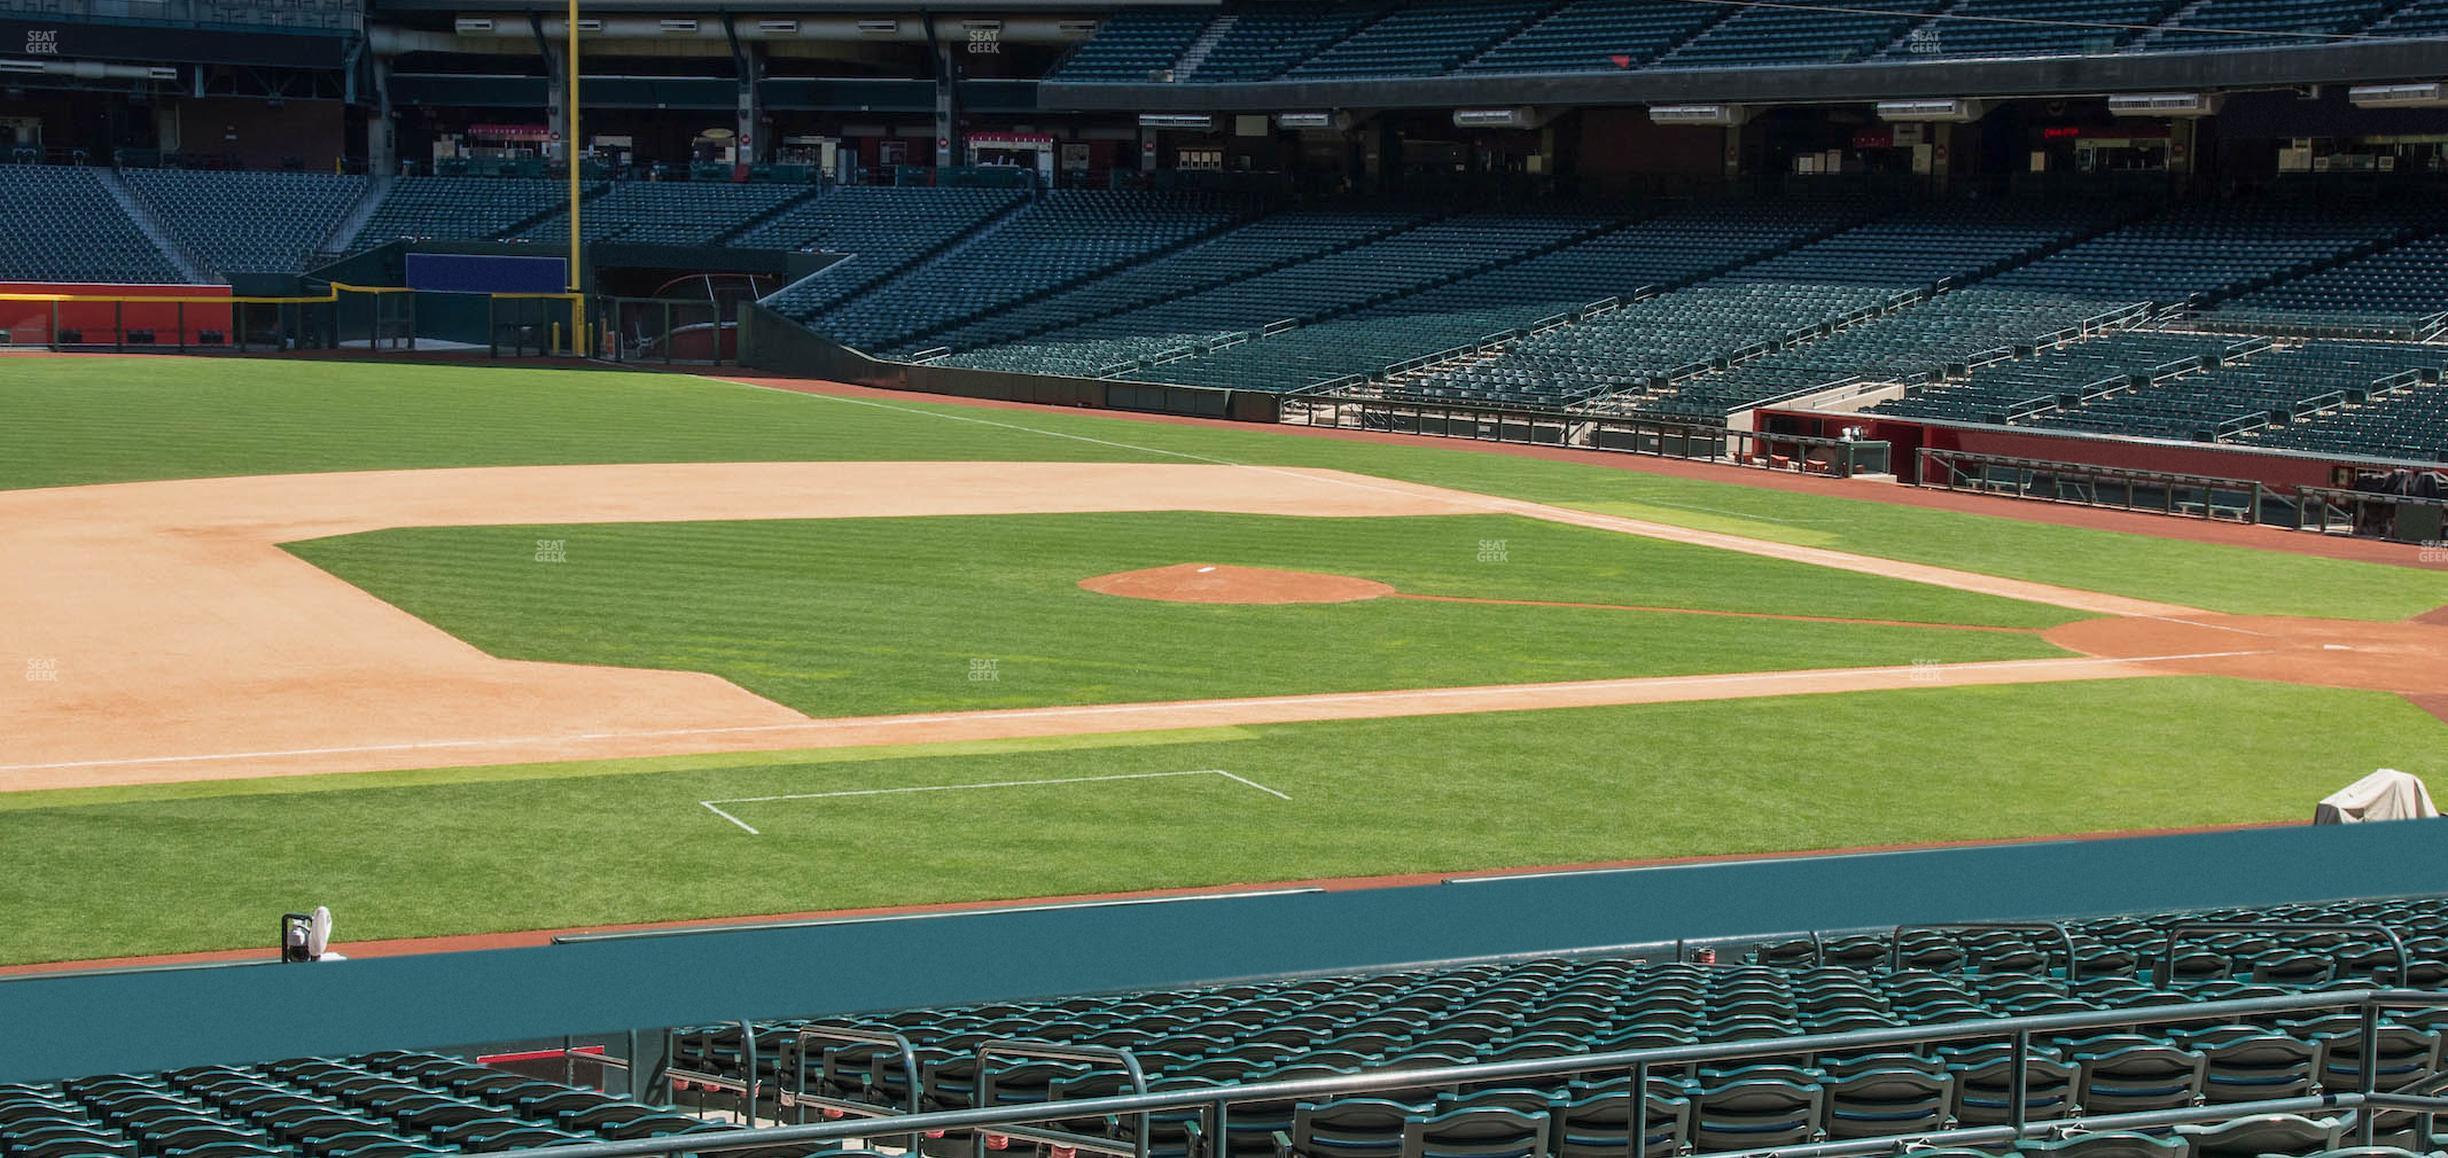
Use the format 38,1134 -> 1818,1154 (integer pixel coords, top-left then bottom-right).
508,988 -> 2448,1158
2163,922 -> 2410,987
2292,484 -> 2448,541
1280,395 -> 1889,478
787,1026 -> 925,1153
1917,448 -> 2265,523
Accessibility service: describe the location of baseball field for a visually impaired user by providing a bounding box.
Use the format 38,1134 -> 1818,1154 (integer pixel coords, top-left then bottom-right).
5,355 -> 2447,967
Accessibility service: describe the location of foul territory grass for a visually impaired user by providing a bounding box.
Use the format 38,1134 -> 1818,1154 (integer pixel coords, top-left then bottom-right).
288,512 -> 2074,716
5,358 -> 2446,620
0,676 -> 2439,965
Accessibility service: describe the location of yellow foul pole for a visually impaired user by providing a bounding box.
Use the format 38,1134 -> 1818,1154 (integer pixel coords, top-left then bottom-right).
566,0 -> 584,351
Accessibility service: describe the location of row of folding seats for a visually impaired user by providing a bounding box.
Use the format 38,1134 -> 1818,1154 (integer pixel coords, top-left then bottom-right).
0,165 -> 186,284
1414,202 -> 2110,410
1047,8 -> 1216,79
1462,0 -> 1729,71
949,210 -> 1610,374
1284,0 -> 1549,76
1049,0 -> 2444,81
1187,4 -> 1389,81
2242,380 -> 2448,462
1875,0 -> 2181,58
810,191 -> 1246,351
745,187 -> 1028,320
1651,0 -> 1944,66
0,1050 -> 724,1158
120,170 -> 369,277
2209,233 -> 2448,338
1871,331 -> 2234,424
1978,203 -> 2425,304
1124,200 -> 1877,393
2028,340 -> 2448,441
924,206 -> 1435,364
2136,0 -> 2408,49
350,177 -> 582,249
510,181 -> 812,248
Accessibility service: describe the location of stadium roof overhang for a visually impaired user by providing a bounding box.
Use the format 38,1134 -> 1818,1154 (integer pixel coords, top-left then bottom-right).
1040,40 -> 2448,115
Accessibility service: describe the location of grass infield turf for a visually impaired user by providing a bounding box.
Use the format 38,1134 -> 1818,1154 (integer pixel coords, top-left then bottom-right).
0,678 -> 2440,965
286,512 -> 2076,717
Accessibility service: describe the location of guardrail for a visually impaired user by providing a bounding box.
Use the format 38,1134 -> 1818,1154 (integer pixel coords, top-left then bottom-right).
523,988 -> 2448,1158
1917,447 -> 2265,523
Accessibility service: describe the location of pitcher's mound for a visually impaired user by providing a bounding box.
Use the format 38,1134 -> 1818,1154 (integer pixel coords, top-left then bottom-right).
1080,563 -> 1395,605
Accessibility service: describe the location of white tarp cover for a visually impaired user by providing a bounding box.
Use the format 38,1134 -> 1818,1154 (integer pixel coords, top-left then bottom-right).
2314,769 -> 2440,824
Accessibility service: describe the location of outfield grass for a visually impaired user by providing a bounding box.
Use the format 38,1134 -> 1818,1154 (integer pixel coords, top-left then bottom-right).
9,358 -> 2446,620
0,677 -> 2437,965
288,513 -> 2074,715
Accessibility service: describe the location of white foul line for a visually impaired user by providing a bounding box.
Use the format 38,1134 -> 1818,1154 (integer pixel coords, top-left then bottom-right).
696,768 -> 1289,836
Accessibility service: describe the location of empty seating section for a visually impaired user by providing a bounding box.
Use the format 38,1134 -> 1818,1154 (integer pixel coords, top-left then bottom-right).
1873,331 -> 2448,446
2027,340 -> 2448,441
122,170 -> 367,277
943,209 -> 1609,374
1049,8 -> 1214,79
747,188 -> 1027,321
513,181 -> 811,248
0,1051 -> 719,1158
1462,0 -> 1726,70
1188,4 -> 1388,80
2138,0 -> 2408,49
1115,201 -> 1873,392
2209,232 -> 2448,338
805,191 -> 1244,351
2245,380 -> 2448,462
1661,288 -> 2135,410
351,178 -> 576,247
2367,0 -> 2448,32
1045,0 -> 2444,77
0,166 -> 183,283
1976,202 -> 2420,305
1415,203 -> 2109,411
1286,1 -> 1549,77
925,207 -> 1433,366
1879,0 -> 2177,57
1651,0 -> 1941,67
671,896 -> 2448,1158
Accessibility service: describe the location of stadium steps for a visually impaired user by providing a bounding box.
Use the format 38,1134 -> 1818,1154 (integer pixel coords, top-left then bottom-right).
489,184 -> 616,244
758,192 -> 1035,321
707,185 -> 826,246
1280,4 -> 1404,76
1175,12 -> 1238,77
321,172 -> 395,256
1400,206 -> 1894,405
908,203 -> 1467,355
96,170 -> 207,284
866,195 -> 1271,353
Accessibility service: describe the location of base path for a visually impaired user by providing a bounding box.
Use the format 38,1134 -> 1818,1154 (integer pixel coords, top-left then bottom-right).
0,459 -> 2228,791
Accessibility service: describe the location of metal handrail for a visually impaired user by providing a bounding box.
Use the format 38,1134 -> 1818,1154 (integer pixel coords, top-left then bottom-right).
2162,921 -> 2412,987
790,1026 -> 924,1153
974,1040 -> 1154,1158
513,989 -> 2445,1158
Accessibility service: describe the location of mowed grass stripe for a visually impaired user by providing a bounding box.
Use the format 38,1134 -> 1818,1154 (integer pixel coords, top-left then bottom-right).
287,513 -> 2076,717
0,677 -> 2437,965
7,358 -> 2443,620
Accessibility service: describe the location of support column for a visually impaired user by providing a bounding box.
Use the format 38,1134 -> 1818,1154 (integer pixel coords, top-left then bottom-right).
1723,123 -> 1744,181
736,41 -> 766,167
541,37 -> 568,162
368,53 -> 397,175
934,38 -> 957,169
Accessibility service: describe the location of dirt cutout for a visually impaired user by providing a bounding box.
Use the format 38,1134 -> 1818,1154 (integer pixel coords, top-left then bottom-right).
1080,563 -> 1395,604
2044,614 -> 2448,696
